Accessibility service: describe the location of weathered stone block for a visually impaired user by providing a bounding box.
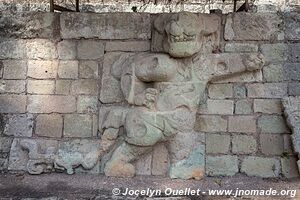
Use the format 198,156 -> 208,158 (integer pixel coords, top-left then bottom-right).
206,134 -> 230,154
105,41 -> 150,52
287,43 -> 300,63
235,99 -> 252,114
253,99 -> 283,114
27,60 -> 58,79
26,39 -> 58,59
77,40 -> 104,60
258,115 -> 289,134
224,43 -> 258,52
4,114 -> 33,137
0,40 -> 26,59
206,155 -> 238,176
0,80 -> 26,93
194,115 -> 227,133
27,95 -> 76,113
0,12 -> 59,39
2,60 -> 27,80
228,116 -> 256,133
232,135 -> 257,154
199,100 -> 234,115
77,96 -> 98,114
55,80 -> 71,95
289,82 -> 300,96
0,137 -> 13,153
35,114 -> 63,138
0,95 -> 26,113
57,40 -> 77,60
241,156 -> 280,178
225,13 -> 282,41
260,44 -> 286,63
284,12 -> 300,41
233,84 -> 246,98
60,13 -> 151,39
134,152 -> 152,176
213,70 -> 262,83
263,64 -> 284,82
247,83 -> 287,98
168,131 -> 205,180
152,143 -> 169,176
79,61 -> 99,79
284,63 -> 300,81
260,134 -> 284,155
208,83 -> 233,99
64,114 -> 93,138
71,79 -> 98,95
283,134 -> 294,154
27,80 -> 55,94
281,157 -> 300,178
58,60 -> 79,79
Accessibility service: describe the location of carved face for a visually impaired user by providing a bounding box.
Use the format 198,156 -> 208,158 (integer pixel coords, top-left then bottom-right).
163,12 -> 201,58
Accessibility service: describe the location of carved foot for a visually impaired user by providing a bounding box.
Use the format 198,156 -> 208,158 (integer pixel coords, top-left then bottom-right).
104,160 -> 135,178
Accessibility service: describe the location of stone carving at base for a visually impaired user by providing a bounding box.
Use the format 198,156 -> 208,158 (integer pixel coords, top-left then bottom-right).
282,96 -> 300,173
101,12 -> 265,179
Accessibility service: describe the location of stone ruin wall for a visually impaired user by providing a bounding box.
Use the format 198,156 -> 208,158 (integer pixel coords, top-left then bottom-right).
0,10 -> 299,179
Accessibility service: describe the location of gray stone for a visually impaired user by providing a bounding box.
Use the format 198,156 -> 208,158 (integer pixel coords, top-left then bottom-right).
8,138 -> 58,173
225,13 -> 282,41
283,134 -> 294,154
195,115 -> 227,133
54,139 -> 101,174
35,114 -> 63,138
208,83 -> 233,99
260,134 -> 284,155
0,137 -> 13,153
228,116 -> 256,133
206,155 -> 238,176
71,79 -> 98,95
284,63 -> 300,81
213,70 -> 263,83
199,100 -> 234,115
263,64 -> 284,82
26,39 -> 57,59
0,80 -> 26,93
0,95 -> 27,113
254,99 -> 283,114
134,152 -> 152,176
232,135 -> 257,154
79,61 -> 99,79
235,99 -> 252,114
287,43 -> 300,63
57,40 -> 77,60
152,143 -> 169,176
284,12 -> 300,40
289,83 -> 300,96
258,115 -> 289,134
64,114 -> 93,138
4,114 -> 33,137
55,80 -> 71,95
233,84 -> 246,98
27,80 -> 55,94
77,96 -> 98,114
260,44 -> 286,63
0,40 -> 26,59
241,156 -> 280,178
60,13 -> 151,39
77,40 -> 104,60
206,134 -> 230,154
2,60 -> 27,80
27,60 -> 58,79
0,12 -> 59,39
247,83 -> 288,98
58,60 -> 79,79
105,41 -> 150,52
224,43 -> 258,52
281,157 -> 300,178
27,95 -> 76,113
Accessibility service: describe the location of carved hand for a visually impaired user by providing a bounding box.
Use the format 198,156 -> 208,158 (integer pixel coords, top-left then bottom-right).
134,88 -> 158,109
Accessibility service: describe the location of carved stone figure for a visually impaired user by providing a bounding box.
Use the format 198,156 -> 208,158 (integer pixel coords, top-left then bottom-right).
102,12 -> 265,178
282,96 -> 300,173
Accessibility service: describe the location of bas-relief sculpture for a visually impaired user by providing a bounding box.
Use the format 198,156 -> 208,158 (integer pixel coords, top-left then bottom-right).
7,12 -> 265,179
282,96 -> 300,173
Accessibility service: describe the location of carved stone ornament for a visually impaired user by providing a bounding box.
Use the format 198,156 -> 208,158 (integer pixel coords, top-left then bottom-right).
282,96 -> 300,173
101,12 -> 265,179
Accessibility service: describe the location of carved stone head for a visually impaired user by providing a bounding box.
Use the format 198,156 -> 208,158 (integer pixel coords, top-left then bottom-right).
153,12 -> 220,58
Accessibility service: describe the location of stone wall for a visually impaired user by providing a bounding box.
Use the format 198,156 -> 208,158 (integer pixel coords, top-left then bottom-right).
0,11 -> 299,179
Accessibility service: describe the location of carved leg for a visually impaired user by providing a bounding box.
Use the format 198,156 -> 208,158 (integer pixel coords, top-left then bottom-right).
104,142 -> 151,177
